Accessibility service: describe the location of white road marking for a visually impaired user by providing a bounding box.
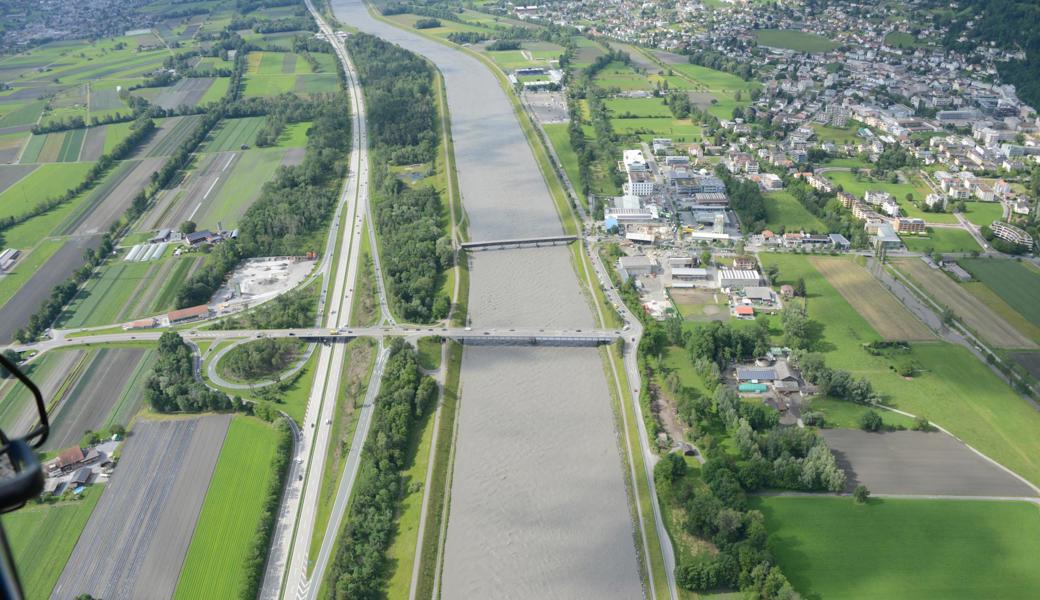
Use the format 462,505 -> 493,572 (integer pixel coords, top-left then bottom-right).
203,177 -> 219,200
188,202 -> 202,220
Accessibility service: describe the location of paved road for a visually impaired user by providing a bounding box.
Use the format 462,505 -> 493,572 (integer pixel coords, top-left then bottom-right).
275,3 -> 392,599
206,337 -> 315,390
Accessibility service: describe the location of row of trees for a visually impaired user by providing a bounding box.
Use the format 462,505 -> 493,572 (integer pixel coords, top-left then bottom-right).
212,282 -> 319,329
349,32 -> 452,322
324,339 -> 438,597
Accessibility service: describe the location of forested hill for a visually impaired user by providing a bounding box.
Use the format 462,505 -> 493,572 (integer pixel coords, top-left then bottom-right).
932,0 -> 1040,111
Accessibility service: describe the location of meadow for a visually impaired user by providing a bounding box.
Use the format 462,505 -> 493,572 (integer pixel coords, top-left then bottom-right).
958,259 -> 1040,327
0,162 -> 94,219
756,496 -> 1040,600
762,253 -> 1040,486
959,201 -> 1004,227
900,227 -> 980,253
762,190 -> 825,232
199,148 -> 288,229
542,123 -> 587,206
173,416 -> 280,600
202,116 -> 266,152
809,256 -> 933,340
755,29 -> 838,53
3,486 -> 103,600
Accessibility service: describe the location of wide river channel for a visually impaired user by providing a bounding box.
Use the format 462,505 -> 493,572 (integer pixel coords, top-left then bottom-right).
330,1 -> 644,596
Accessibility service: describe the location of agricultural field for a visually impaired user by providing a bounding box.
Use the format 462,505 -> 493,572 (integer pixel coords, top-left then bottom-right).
201,116 -> 266,152
669,288 -> 729,322
762,190 -> 825,232
809,256 -> 934,341
893,258 -> 1037,348
756,497 -> 1040,600
900,227 -> 980,253
958,258 -> 1040,328
242,51 -> 337,98
141,115 -> 204,157
0,349 -> 84,435
0,131 -> 29,163
762,254 -> 1040,486
0,162 -> 94,220
755,29 -> 839,52
174,416 -> 280,600
196,148 -> 296,229
43,348 -> 153,451
55,416 -> 232,600
57,252 -> 202,328
3,486 -> 104,600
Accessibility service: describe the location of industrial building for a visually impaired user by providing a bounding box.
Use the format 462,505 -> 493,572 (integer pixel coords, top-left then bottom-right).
717,269 -> 762,288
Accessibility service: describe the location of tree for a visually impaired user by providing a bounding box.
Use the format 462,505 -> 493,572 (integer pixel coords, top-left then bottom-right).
858,410 -> 883,432
794,277 -> 806,297
110,424 -> 126,437
853,484 -> 871,503
179,220 -> 197,234
0,349 -> 20,378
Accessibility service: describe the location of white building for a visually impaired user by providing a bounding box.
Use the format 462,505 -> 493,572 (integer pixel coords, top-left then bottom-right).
717,269 -> 762,289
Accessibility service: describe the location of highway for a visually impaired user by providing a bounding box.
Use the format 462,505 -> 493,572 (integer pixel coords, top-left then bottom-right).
263,3 -> 387,598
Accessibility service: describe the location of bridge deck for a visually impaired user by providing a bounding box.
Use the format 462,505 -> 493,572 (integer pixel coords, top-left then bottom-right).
460,235 -> 577,250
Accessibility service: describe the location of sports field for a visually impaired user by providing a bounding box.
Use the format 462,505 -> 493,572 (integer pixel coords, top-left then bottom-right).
763,191 -> 825,232
3,486 -> 104,600
755,29 -> 838,53
893,258 -> 1036,348
958,258 -> 1040,328
809,257 -> 933,341
755,496 -> 1040,600
174,416 -> 280,600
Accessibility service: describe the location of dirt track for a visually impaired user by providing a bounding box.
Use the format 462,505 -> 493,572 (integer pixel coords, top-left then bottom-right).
894,258 -> 1037,349
811,257 -> 934,341
822,429 -> 1037,497
52,415 -> 231,600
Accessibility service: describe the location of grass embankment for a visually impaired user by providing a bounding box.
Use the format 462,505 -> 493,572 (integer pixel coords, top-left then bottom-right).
3,486 -> 103,600
174,416 -> 280,600
755,496 -> 1040,600
412,340 -> 462,599
761,253 -> 1040,486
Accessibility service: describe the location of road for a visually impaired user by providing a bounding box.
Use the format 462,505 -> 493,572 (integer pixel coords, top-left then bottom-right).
263,3 -> 383,597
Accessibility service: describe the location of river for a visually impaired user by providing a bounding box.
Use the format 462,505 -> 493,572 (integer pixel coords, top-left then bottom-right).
329,1 -> 643,597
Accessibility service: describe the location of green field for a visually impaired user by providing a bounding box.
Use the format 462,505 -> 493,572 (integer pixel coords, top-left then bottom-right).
959,259 -> 1040,327
0,239 -> 65,309
756,496 -> 1040,599
543,123 -> 586,206
199,148 -> 287,228
604,97 -> 673,117
273,121 -> 311,148
174,416 -> 280,600
3,487 -> 103,600
960,201 -> 1004,227
610,117 -> 700,142
812,122 -> 864,145
763,190 -> 825,232
242,73 -> 297,97
806,396 -> 914,430
417,337 -> 442,370
0,162 -> 94,220
102,121 -> 135,154
57,127 -> 85,162
761,253 -> 1040,486
198,77 -> 230,104
58,260 -> 152,327
755,29 -> 838,53
901,227 -> 980,253
885,31 -> 926,49
202,116 -> 266,152
0,100 -> 45,129
593,61 -> 653,90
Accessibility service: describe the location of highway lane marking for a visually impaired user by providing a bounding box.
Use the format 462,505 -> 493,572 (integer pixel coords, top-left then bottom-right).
222,153 -> 235,171
188,202 -> 202,220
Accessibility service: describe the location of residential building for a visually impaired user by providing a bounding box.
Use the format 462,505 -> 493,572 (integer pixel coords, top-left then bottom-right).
893,217 -> 927,234
990,221 -> 1034,249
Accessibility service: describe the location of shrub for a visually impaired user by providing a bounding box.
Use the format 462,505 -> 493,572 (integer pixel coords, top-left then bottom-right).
859,410 -> 883,432
853,484 -> 870,503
